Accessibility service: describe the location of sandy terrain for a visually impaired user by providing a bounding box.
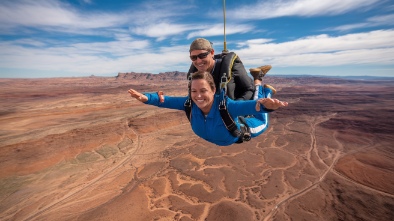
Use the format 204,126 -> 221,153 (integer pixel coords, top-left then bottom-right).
0,74 -> 393,221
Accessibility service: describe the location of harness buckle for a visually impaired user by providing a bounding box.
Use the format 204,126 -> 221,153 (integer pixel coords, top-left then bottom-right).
184,98 -> 192,107
238,116 -> 252,142
219,99 -> 226,110
235,124 -> 251,143
220,72 -> 227,90
242,128 -> 251,141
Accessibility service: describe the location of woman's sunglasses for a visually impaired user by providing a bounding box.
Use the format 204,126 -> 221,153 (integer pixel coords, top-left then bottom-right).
190,51 -> 210,61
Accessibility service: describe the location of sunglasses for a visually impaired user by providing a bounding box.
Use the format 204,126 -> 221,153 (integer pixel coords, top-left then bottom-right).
190,51 -> 210,61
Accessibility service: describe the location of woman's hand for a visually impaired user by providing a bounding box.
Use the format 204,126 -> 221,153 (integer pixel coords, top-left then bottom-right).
257,98 -> 288,111
128,89 -> 148,102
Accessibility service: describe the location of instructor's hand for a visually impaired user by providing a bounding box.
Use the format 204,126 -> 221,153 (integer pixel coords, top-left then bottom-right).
128,89 -> 148,102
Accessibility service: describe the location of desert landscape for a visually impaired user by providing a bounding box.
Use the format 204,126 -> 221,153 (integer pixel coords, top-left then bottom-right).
0,72 -> 393,221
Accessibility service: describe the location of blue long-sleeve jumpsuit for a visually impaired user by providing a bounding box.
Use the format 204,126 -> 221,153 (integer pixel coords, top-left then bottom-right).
143,85 -> 273,146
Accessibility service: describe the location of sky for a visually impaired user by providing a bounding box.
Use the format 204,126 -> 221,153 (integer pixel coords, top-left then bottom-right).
0,0 -> 393,78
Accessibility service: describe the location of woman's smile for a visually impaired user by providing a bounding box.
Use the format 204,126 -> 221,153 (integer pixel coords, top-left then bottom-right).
190,79 -> 215,115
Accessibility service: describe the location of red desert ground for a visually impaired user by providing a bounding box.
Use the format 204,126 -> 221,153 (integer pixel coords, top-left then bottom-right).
0,72 -> 393,221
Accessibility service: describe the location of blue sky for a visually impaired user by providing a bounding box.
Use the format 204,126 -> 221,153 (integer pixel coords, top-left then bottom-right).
0,0 -> 393,78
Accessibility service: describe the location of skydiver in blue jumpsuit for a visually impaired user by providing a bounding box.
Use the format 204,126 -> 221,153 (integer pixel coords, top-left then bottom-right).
128,71 -> 287,146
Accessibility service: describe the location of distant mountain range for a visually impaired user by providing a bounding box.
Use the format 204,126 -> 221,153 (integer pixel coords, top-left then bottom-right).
116,71 -> 187,81
115,71 -> 393,82
275,75 -> 394,81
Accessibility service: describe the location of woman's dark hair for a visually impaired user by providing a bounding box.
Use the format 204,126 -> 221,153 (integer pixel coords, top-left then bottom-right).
188,71 -> 216,92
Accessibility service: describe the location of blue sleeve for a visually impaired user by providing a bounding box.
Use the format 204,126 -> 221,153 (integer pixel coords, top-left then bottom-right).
144,93 -> 187,111
226,98 -> 270,117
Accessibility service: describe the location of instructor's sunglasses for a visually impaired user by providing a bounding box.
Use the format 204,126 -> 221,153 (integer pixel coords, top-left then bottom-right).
190,51 -> 210,61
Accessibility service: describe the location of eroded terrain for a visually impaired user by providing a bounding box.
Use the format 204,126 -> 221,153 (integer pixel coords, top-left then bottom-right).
0,75 -> 393,221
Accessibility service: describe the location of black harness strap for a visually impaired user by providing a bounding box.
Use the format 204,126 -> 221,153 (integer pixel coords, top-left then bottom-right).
184,74 -> 193,121
219,96 -> 242,138
213,57 -> 224,94
184,98 -> 192,121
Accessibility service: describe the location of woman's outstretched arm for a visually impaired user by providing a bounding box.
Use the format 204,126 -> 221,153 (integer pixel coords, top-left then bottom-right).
128,89 -> 148,102
128,89 -> 187,111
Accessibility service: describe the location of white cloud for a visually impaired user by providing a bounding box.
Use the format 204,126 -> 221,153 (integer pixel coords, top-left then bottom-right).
236,38 -> 274,47
0,0 -> 199,41
227,0 -> 381,20
10,38 -> 48,47
1,29 -> 393,77
328,14 -> 394,32
131,22 -> 196,40
0,0 -> 392,77
0,0 -> 131,34
265,48 -> 394,67
367,14 -> 394,25
187,23 -> 255,39
235,29 -> 394,67
80,0 -> 92,4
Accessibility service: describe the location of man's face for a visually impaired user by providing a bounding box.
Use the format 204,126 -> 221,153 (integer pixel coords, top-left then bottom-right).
190,49 -> 215,72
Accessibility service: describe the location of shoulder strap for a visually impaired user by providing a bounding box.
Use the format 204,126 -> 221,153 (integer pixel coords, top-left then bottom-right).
212,59 -> 223,94
219,52 -> 237,83
216,52 -> 238,99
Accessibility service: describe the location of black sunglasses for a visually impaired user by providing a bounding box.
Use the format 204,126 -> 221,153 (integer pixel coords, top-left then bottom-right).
190,51 -> 210,61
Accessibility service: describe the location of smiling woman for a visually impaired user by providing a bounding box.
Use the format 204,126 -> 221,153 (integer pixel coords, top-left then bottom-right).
189,73 -> 216,115
128,71 -> 288,146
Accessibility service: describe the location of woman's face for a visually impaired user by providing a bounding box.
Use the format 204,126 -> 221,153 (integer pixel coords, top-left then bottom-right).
190,79 -> 215,115
190,49 -> 215,72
